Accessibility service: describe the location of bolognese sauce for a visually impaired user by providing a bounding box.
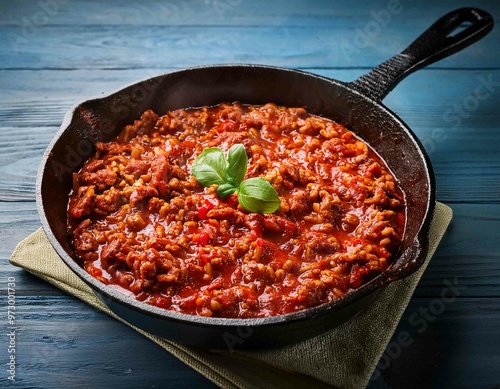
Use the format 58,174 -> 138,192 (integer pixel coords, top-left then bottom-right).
68,102 -> 405,318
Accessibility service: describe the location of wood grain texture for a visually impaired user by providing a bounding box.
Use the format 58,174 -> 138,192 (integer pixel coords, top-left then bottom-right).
0,295 -> 498,388
370,297 -> 500,388
3,0 -> 500,27
0,295 -> 217,389
0,0 -> 499,388
3,24 -> 499,70
1,68 -> 500,202
2,0 -> 500,71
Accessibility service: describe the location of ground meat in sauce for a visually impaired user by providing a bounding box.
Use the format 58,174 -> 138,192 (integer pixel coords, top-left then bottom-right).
68,102 -> 405,318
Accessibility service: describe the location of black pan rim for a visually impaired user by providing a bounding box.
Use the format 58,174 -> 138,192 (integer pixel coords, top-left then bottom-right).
36,63 -> 436,328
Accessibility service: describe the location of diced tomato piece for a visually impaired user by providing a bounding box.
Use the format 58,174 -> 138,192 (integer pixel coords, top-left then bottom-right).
198,207 -> 209,220
193,231 -> 210,246
204,199 -> 216,210
198,199 -> 216,220
218,119 -> 239,132
249,226 -> 263,240
89,266 -> 102,278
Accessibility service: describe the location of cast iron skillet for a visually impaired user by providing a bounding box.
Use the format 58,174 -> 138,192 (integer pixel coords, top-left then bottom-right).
37,8 -> 493,349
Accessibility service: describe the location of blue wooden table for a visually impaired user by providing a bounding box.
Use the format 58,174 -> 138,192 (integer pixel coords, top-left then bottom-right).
1,1 -> 499,388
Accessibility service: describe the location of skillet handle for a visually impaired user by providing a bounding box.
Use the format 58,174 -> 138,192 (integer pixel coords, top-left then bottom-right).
349,8 -> 493,102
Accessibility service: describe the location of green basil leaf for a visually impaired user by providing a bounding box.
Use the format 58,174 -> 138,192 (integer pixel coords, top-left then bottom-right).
217,182 -> 238,199
226,144 -> 248,186
192,145 -> 279,215
192,148 -> 227,186
238,177 -> 281,214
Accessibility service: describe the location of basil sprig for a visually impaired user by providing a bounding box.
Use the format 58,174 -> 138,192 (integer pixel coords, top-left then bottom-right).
192,144 -> 280,214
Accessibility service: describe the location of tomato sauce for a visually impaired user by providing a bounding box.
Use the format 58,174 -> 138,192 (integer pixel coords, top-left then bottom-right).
68,103 -> 405,318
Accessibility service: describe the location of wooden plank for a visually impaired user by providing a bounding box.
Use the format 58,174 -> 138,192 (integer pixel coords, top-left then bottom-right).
0,202 -> 39,258
2,67 -> 500,102
0,137 -> 499,203
412,203 -> 500,297
2,68 -> 499,125
1,1 -> 497,388
0,125 -> 51,201
2,202 -> 499,297
1,68 -> 500,203
2,22 -> 498,70
370,297 -> 500,388
0,154 -> 499,206
0,294 -> 498,388
0,296 -> 217,388
1,0 -> 499,28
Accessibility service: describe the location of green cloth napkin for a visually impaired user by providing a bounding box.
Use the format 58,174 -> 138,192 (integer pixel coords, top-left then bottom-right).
10,202 -> 452,389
